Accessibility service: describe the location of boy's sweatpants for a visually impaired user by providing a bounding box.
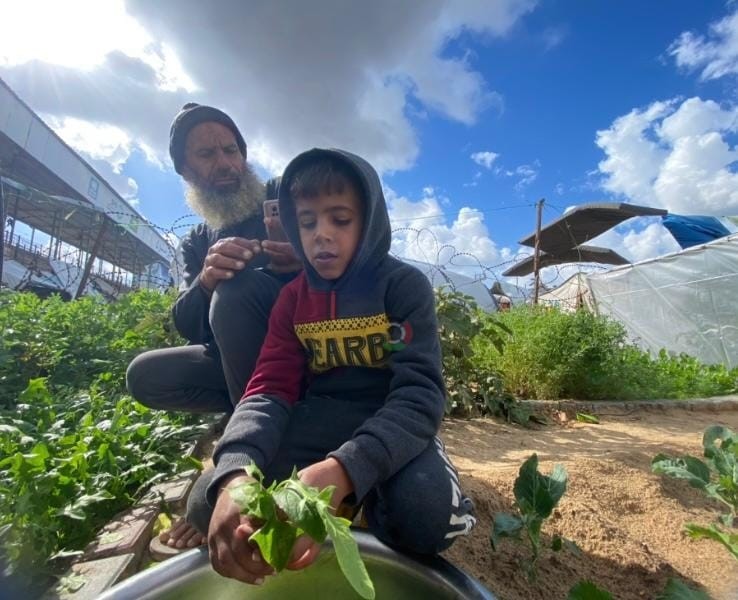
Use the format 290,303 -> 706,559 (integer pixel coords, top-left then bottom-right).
187,397 -> 476,554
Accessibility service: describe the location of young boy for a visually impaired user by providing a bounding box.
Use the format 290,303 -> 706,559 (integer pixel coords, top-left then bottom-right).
187,148 -> 475,585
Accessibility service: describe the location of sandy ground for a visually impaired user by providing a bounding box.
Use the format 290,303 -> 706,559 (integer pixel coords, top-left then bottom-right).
440,407 -> 738,600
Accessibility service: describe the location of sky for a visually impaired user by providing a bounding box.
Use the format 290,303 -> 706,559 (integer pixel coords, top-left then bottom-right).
2,0 -> 738,293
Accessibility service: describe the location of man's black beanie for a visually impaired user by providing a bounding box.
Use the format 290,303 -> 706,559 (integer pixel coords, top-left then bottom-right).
169,102 -> 247,174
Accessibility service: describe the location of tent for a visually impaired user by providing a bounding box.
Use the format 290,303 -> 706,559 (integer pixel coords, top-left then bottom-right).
586,233 -> 738,368
539,272 -> 594,313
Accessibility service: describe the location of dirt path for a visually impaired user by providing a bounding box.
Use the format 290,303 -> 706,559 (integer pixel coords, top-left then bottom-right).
440,408 -> 738,600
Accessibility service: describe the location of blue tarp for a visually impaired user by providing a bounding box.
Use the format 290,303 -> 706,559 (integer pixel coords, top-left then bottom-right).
661,214 -> 730,249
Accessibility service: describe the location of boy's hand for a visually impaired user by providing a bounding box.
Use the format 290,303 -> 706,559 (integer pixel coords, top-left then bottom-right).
287,458 -> 355,571
199,237 -> 262,292
261,237 -> 302,273
208,473 -> 274,585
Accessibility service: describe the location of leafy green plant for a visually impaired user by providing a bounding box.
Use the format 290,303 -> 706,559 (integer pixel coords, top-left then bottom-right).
568,580 -> 614,600
490,453 -> 569,579
652,425 -> 737,560
0,378 -> 208,580
656,578 -> 714,600
229,464 -> 374,599
0,289 -> 208,590
435,288 -> 527,422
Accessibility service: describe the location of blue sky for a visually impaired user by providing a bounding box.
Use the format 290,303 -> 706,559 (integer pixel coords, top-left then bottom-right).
2,0 -> 738,290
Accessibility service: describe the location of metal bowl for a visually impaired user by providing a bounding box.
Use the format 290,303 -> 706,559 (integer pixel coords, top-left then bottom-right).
99,531 -> 496,599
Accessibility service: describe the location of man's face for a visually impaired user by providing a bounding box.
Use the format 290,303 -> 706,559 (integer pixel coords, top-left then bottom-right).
183,122 -> 245,194
295,187 -> 363,281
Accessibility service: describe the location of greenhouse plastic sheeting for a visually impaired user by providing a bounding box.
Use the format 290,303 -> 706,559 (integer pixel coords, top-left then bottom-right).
539,272 -> 595,313
587,233 -> 738,368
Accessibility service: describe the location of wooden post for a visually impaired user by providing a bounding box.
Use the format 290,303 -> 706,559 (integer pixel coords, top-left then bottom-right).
75,218 -> 108,299
533,198 -> 545,305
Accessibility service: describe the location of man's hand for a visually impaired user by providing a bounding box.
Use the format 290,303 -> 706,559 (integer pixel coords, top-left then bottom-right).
208,473 -> 274,585
287,458 -> 354,571
199,237 -> 262,292
261,238 -> 302,274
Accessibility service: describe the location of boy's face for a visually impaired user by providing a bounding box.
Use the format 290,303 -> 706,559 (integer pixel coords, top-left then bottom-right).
295,187 -> 363,281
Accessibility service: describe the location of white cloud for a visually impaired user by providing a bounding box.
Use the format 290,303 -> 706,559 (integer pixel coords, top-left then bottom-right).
385,186 -> 511,279
512,164 -> 539,190
471,151 -> 500,169
0,0 -> 536,177
592,220 -> 681,263
42,115 -> 143,207
0,0 -> 195,91
596,97 -> 738,215
46,116 -> 133,174
669,9 -> 738,80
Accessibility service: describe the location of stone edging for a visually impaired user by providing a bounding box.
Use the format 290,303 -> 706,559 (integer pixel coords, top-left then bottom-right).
518,394 -> 738,414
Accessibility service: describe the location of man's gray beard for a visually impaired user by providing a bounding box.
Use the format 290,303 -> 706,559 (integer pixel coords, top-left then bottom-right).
184,164 -> 266,229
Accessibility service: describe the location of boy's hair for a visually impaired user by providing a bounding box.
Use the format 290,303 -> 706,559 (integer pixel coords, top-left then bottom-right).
288,157 -> 363,201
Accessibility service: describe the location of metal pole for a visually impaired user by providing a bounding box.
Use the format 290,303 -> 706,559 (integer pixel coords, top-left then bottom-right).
75,218 -> 108,299
533,198 -> 545,305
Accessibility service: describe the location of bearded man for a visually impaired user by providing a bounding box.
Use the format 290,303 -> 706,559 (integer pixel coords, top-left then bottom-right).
127,103 -> 299,417
126,103 -> 300,553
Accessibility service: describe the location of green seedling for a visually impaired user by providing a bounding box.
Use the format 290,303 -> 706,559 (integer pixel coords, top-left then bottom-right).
490,453 -> 569,579
568,580 -> 613,600
229,464 -> 374,599
656,577 -> 714,600
652,425 -> 737,561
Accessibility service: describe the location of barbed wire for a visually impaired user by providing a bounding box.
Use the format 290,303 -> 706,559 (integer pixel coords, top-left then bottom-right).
3,199 -> 614,303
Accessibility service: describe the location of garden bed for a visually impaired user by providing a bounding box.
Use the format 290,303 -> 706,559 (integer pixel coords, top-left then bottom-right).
441,406 -> 738,600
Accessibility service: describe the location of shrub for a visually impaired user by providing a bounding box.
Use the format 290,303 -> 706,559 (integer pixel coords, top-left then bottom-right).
473,306 -> 738,401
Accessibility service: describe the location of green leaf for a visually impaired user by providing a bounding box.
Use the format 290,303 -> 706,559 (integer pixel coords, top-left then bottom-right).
514,454 -> 568,520
685,523 -> 738,560
702,425 -> 736,460
245,462 -> 264,482
274,484 -> 327,543
229,479 -> 267,515
656,577 -> 714,600
551,535 -> 563,551
56,574 -> 87,594
576,412 -> 600,424
325,516 -> 375,600
651,454 -> 711,489
250,518 -> 297,572
490,512 -> 523,550
568,580 -> 614,600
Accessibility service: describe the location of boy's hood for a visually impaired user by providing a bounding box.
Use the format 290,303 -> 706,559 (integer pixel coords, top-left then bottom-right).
278,148 -> 391,290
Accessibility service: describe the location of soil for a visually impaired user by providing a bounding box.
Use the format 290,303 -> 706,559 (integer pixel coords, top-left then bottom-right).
440,407 -> 738,600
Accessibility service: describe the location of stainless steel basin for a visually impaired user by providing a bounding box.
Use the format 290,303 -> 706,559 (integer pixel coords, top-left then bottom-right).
99,531 -> 496,599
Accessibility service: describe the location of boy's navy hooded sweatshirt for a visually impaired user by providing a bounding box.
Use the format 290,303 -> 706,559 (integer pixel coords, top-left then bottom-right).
207,148 -> 445,504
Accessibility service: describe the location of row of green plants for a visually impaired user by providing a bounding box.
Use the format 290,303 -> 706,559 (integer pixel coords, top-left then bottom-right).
0,290 -> 210,592
491,435 -> 734,599
437,290 -> 737,416
1,286 -> 735,593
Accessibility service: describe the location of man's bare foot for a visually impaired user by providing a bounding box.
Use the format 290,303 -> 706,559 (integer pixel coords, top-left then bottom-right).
158,518 -> 205,549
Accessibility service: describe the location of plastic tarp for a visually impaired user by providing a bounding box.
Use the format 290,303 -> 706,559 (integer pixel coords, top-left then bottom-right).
402,258 -> 496,312
661,214 -> 731,249
586,233 -> 738,368
539,272 -> 595,313
502,245 -> 628,276
518,202 -> 667,254
1,259 -> 64,291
